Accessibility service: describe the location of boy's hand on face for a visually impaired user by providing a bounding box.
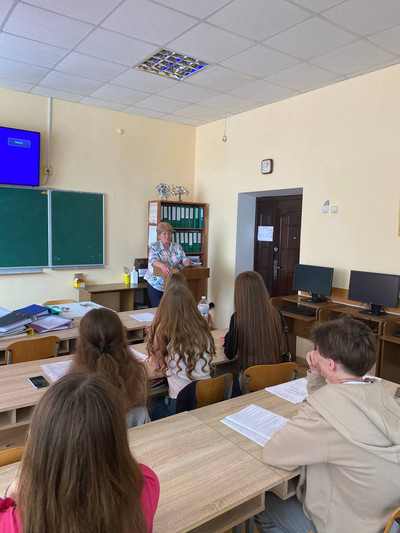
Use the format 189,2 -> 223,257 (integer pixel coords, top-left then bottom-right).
307,350 -> 322,376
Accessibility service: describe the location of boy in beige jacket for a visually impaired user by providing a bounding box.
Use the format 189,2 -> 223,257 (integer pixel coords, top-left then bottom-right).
256,316 -> 400,533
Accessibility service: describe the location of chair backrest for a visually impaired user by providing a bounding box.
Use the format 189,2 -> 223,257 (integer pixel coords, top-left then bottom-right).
0,445 -> 25,467
42,299 -> 77,305
196,373 -> 233,408
241,362 -> 298,394
384,507 -> 400,533
6,335 -> 60,365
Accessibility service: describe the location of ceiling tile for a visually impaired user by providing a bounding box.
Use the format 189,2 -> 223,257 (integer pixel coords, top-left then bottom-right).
345,57 -> 400,79
31,86 -> 83,101
151,0 -> 231,19
134,94 -> 187,112
89,83 -> 149,105
3,3 -> 93,48
229,79 -> 296,102
124,106 -> 165,118
0,77 -> 34,92
23,0 -> 121,24
161,114 -> 201,125
290,0 -> 343,12
221,44 -> 300,77
157,83 -> 218,103
173,104 -> 227,121
111,68 -> 177,92
38,71 -> 102,95
265,62 -> 340,90
0,0 -> 13,24
76,28 -> 157,67
168,22 -> 253,63
55,52 -> 126,82
264,17 -> 356,60
102,0 -> 197,45
199,93 -> 256,113
79,96 -> 127,111
323,0 -> 400,36
368,24 -> 400,55
208,0 -> 310,41
184,65 -> 256,91
0,57 -> 48,83
0,33 -> 67,68
310,40 -> 395,75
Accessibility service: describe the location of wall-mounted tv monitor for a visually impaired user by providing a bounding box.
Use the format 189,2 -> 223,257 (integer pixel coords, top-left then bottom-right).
293,263 -> 334,303
348,270 -> 400,316
0,126 -> 40,186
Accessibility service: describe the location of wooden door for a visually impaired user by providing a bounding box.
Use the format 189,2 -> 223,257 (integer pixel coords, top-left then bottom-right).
254,195 -> 302,297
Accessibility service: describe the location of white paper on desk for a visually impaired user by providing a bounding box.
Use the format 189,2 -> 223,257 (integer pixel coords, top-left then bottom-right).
265,378 -> 308,404
130,312 -> 154,323
40,360 -> 73,382
221,404 -> 288,447
130,346 -> 148,362
50,301 -> 105,319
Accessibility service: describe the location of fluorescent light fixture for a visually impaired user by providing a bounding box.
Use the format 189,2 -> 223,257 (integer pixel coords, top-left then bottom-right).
135,48 -> 210,81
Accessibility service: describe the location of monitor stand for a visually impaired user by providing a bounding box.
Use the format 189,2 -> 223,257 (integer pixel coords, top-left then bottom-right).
359,304 -> 386,316
300,293 -> 328,304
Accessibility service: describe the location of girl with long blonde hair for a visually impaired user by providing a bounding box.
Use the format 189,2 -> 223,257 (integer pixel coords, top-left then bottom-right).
0,373 -> 159,533
147,284 -> 216,419
224,271 -> 284,370
70,307 -> 149,427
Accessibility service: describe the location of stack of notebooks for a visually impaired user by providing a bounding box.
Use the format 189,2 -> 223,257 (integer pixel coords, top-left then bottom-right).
0,304 -> 73,340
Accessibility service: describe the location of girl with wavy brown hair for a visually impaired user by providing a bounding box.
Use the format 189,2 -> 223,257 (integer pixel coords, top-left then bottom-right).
147,284 -> 216,419
0,372 -> 159,533
70,307 -> 149,427
224,271 -> 284,370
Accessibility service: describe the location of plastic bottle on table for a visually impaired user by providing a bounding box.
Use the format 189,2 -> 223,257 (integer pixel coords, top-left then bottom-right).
198,296 -> 209,320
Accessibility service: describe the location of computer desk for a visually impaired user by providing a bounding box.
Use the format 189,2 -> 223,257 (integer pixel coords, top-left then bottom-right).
0,329 -> 229,449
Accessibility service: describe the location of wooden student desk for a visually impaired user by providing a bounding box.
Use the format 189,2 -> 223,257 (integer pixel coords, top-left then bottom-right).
0,329 -> 229,449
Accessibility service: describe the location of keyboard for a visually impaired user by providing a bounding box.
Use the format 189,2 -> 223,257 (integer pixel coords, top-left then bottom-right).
279,306 -> 316,317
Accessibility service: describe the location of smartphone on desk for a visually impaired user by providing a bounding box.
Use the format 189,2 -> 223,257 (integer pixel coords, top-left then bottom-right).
28,375 -> 50,389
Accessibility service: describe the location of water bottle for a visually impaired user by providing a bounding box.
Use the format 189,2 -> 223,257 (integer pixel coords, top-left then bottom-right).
198,296 -> 209,320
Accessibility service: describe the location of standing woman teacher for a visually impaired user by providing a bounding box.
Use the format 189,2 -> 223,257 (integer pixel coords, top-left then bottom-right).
145,222 -> 191,307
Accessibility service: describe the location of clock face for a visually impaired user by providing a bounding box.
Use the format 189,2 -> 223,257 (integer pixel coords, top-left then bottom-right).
261,159 -> 273,174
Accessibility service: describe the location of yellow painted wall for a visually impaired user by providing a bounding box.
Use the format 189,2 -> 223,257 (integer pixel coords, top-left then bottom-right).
195,64 -> 400,328
0,88 -> 195,309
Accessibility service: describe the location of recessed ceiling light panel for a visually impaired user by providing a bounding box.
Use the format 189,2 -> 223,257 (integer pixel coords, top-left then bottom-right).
135,48 -> 210,80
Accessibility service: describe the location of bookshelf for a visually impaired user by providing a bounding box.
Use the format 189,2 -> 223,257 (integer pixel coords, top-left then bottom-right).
148,200 -> 207,266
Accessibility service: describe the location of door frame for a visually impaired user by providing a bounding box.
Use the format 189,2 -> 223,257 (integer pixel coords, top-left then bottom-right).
235,188 -> 303,276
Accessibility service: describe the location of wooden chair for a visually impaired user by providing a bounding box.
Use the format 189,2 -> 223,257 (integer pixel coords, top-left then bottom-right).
42,299 -> 77,305
384,507 -> 400,533
0,445 -> 25,467
6,335 -> 60,365
241,363 -> 298,394
196,373 -> 234,408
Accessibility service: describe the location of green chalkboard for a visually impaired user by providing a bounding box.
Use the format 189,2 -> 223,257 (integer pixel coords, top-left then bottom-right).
0,187 -> 49,270
50,190 -> 104,268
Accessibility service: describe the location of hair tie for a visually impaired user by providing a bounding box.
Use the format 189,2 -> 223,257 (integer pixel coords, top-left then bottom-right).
99,342 -> 109,355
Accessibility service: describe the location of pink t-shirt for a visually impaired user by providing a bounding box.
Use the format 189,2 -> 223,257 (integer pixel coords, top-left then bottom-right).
0,464 -> 159,532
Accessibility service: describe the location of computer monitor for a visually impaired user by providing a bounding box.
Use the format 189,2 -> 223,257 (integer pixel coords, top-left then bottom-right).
348,270 -> 400,316
292,264 -> 334,303
0,126 -> 40,186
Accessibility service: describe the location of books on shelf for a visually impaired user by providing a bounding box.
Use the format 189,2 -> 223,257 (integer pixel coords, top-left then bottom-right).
160,202 -> 204,229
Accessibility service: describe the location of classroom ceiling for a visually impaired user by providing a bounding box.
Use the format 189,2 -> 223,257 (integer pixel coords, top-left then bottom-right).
0,0 -> 400,126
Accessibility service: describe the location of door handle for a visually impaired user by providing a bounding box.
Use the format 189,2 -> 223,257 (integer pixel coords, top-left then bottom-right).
273,260 -> 280,280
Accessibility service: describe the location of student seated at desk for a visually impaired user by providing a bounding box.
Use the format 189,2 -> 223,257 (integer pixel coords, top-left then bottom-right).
69,308 -> 150,427
223,271 -> 285,369
255,316 -> 400,533
146,284 -> 216,419
0,373 -> 159,533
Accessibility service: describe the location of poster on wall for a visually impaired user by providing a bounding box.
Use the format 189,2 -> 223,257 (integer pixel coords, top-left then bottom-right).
257,226 -> 274,242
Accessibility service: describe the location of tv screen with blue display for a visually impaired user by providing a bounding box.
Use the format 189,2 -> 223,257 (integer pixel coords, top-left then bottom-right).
0,126 -> 40,186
